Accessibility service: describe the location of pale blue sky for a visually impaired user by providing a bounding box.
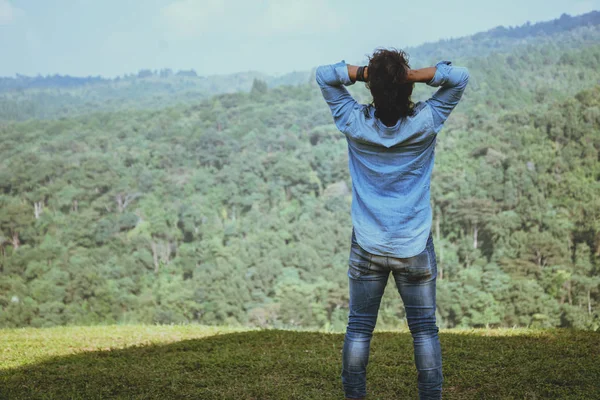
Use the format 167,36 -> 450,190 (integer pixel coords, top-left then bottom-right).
0,0 -> 598,78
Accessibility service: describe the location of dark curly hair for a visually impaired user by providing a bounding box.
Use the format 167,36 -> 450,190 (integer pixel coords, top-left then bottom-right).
366,48 -> 415,127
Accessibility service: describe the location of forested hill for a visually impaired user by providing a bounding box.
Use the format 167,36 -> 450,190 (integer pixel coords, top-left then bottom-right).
403,10 -> 600,66
1,10 -> 599,122
0,11 -> 599,331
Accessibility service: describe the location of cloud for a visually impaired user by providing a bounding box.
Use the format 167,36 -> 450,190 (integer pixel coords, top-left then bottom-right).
0,0 -> 21,25
160,0 -> 347,39
252,0 -> 347,36
160,0 -> 228,39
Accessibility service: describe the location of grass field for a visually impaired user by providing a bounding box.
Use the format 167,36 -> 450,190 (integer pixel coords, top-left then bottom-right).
0,325 -> 598,399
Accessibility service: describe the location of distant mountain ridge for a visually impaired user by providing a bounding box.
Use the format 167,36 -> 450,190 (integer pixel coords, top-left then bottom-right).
1,10 -> 599,121
472,11 -> 599,39
402,10 -> 600,67
1,10 -> 598,92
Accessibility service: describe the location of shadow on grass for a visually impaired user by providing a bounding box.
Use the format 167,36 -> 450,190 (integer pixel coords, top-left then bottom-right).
1,328 -> 598,399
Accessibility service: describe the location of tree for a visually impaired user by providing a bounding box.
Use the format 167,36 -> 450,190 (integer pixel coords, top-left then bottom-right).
251,78 -> 268,96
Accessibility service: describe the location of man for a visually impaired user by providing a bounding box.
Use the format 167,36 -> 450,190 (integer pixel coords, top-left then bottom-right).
315,48 -> 469,400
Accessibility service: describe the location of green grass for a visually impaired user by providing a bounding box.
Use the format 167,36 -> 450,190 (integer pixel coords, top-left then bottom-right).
0,325 -> 598,399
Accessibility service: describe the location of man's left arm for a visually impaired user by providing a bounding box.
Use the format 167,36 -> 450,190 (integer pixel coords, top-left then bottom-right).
315,60 -> 368,132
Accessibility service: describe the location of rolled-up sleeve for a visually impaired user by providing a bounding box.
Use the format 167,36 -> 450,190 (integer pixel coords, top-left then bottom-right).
315,60 -> 358,133
425,60 -> 470,133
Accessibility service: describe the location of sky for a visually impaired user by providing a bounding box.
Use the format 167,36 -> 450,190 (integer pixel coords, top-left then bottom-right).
0,0 -> 598,78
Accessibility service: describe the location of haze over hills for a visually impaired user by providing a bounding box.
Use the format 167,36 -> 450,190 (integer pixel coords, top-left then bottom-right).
0,9 -> 599,332
2,11 -> 599,89
0,10 -> 599,121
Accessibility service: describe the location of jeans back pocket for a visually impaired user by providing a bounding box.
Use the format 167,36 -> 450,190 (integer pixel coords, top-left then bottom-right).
404,251 -> 433,281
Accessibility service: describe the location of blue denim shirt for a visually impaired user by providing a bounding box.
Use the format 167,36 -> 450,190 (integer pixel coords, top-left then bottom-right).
315,60 -> 469,257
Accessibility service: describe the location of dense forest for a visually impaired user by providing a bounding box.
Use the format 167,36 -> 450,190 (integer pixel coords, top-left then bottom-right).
0,11 -> 599,331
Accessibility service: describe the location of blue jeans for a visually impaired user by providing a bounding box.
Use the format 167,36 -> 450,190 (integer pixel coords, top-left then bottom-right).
342,228 -> 443,399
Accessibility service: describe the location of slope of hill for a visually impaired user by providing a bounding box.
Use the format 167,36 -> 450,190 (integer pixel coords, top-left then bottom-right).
403,11 -> 600,66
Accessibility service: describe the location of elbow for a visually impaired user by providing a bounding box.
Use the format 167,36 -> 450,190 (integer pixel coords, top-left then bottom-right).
315,65 -> 326,87
451,67 -> 470,91
460,67 -> 470,85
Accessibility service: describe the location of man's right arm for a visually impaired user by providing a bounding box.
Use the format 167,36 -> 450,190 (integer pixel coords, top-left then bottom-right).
407,61 -> 470,133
